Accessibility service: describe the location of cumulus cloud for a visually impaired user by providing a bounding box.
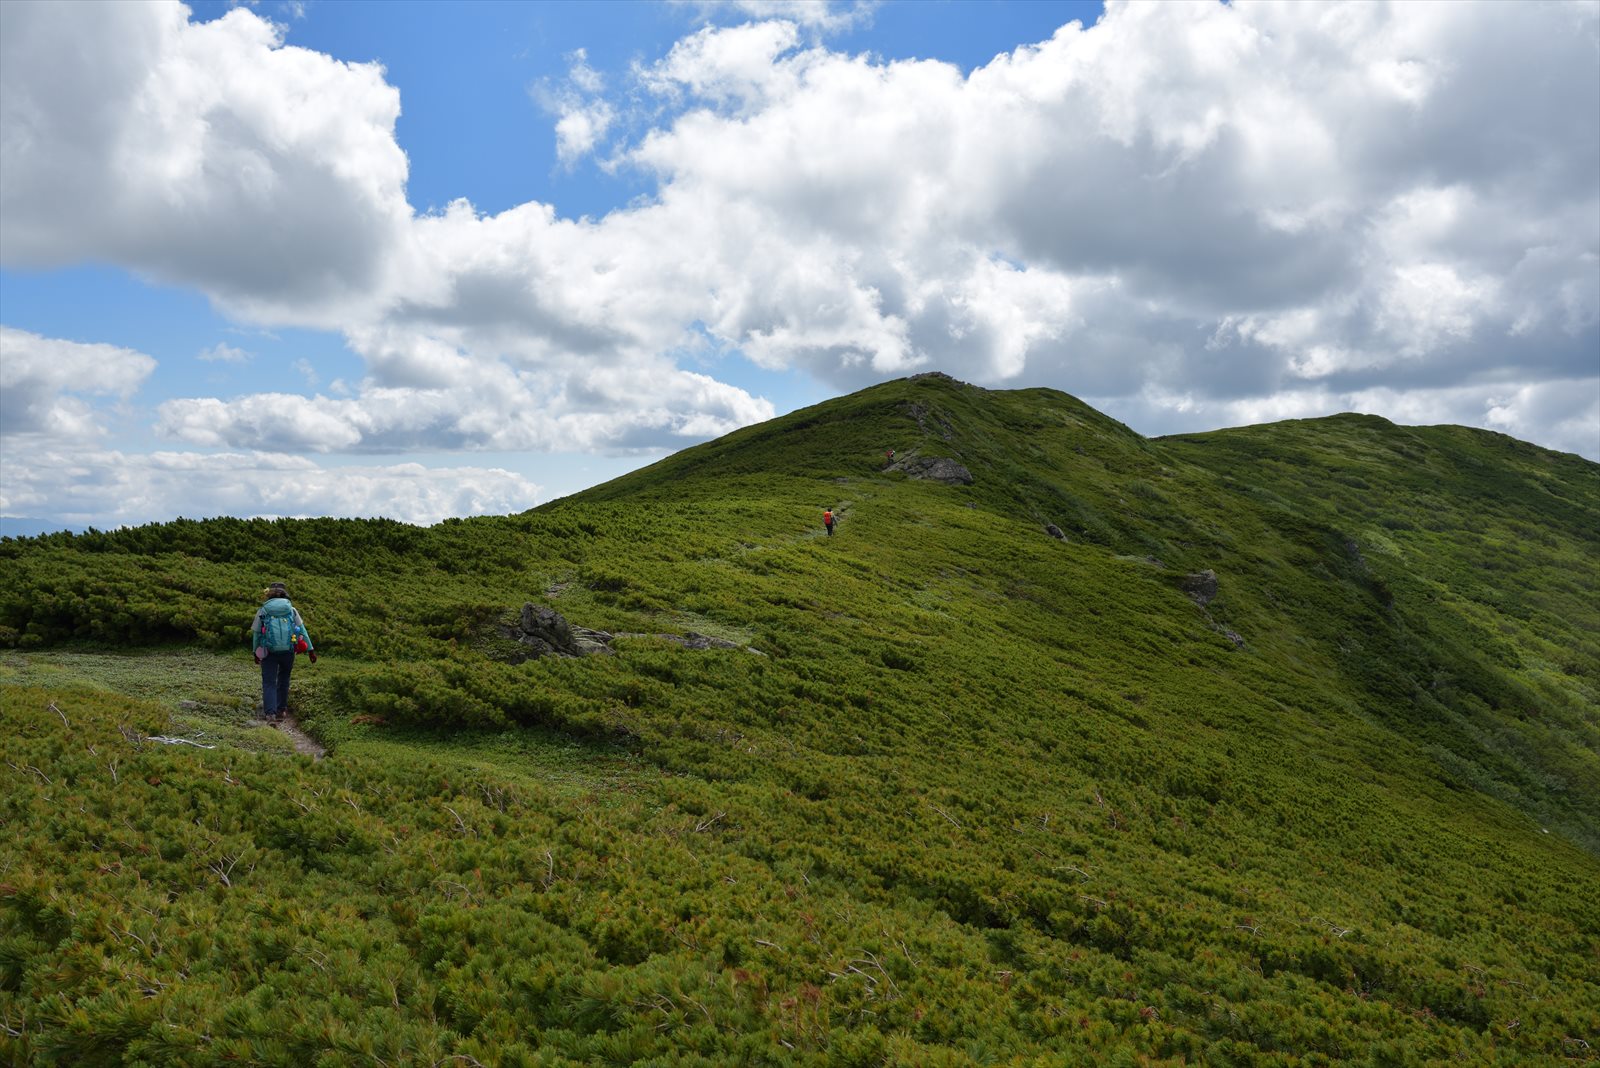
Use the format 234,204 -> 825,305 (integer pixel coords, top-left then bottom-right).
538,49 -> 617,165
619,2 -> 1599,409
1098,376 -> 1600,462
0,443 -> 542,527
199,342 -> 251,364
0,327 -> 156,438
641,20 -> 804,108
1482,381 -> 1600,461
554,102 -> 616,164
154,362 -> 774,453
0,328 -> 537,527
680,1 -> 877,36
4,0 -> 1597,480
0,0 -> 409,324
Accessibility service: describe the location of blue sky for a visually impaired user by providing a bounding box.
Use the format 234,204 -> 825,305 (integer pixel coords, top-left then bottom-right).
2,0 -> 1596,532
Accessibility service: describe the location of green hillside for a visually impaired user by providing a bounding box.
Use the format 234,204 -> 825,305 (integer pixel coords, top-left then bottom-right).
2,373 -> 1597,1066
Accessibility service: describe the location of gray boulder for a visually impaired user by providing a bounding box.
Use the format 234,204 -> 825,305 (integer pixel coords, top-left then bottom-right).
500,604 -> 614,660
900,401 -> 957,441
665,632 -> 740,651
499,603 -> 756,663
892,456 -> 974,485
1181,569 -> 1218,606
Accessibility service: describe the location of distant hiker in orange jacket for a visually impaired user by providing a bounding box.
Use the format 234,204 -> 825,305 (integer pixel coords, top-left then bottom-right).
823,508 -> 836,537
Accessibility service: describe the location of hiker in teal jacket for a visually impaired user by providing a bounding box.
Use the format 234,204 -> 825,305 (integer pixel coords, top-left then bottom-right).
251,582 -> 315,722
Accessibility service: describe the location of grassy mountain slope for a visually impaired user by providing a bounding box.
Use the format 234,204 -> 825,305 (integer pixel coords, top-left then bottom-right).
2,373 -> 1597,1066
1162,416 -> 1600,851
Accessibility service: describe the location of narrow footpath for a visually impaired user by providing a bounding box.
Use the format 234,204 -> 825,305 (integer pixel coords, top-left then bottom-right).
262,714 -> 325,760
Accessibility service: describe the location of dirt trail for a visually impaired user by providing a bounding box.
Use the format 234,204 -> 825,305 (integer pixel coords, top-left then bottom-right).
279,717 -> 325,759
257,715 -> 325,760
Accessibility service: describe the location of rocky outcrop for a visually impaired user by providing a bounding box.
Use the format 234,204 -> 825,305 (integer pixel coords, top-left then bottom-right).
1167,570 -> 1244,650
497,605 -> 755,662
498,604 -> 615,660
1044,524 -> 1066,540
621,631 -> 741,651
1180,569 -> 1218,607
891,456 -> 974,485
901,402 -> 957,441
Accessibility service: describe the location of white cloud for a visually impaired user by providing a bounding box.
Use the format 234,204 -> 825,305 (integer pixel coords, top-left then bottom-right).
554,102 -> 616,164
3,0 -> 1597,485
154,361 -> 774,454
1102,377 -> 1600,462
199,342 -> 251,364
0,0 -> 409,324
0,443 -> 542,527
1482,380 -> 1600,460
612,1 -> 1598,450
641,20 -> 803,109
1375,263 -> 1498,360
0,326 -> 156,438
681,1 -> 877,36
156,393 -> 366,451
539,48 -> 617,164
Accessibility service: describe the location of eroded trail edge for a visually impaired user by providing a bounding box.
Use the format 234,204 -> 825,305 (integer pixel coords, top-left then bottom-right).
264,714 -> 325,760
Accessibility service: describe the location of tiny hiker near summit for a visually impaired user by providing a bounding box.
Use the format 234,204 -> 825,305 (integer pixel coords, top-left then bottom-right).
823,508 -> 837,537
251,582 -> 316,723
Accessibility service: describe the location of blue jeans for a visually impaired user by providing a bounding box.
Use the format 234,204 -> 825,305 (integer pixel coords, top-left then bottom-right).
261,650 -> 295,714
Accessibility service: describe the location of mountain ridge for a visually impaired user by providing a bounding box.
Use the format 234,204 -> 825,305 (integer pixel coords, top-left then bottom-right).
1,373 -> 1596,1064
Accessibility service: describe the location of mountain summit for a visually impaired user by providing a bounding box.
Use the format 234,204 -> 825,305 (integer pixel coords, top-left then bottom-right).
3,374 -> 1597,1064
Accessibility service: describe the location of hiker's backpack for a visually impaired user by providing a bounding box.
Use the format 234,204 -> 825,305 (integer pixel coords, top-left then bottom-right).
259,598 -> 296,653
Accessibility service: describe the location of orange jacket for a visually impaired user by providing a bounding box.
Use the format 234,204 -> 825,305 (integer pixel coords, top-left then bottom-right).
823,510 -> 834,525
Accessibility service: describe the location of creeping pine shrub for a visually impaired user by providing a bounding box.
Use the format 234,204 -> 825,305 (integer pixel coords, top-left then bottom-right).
332,663 -> 509,728
4,373 -> 1599,1065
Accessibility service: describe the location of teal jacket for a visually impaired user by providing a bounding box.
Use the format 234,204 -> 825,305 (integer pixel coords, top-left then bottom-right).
251,597 -> 314,653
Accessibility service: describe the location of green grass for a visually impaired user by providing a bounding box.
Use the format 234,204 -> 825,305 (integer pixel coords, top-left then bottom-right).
0,648 -> 297,755
2,373 -> 1597,1065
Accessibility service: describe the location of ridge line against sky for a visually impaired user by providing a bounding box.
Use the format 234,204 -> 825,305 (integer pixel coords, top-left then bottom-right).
1,0 -> 1596,531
